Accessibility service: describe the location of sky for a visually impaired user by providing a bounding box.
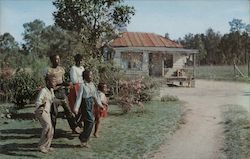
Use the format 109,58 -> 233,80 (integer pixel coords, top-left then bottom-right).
0,0 -> 249,43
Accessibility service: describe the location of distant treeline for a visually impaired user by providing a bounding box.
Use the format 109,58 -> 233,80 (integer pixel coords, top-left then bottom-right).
178,19 -> 250,65
0,18 -> 249,68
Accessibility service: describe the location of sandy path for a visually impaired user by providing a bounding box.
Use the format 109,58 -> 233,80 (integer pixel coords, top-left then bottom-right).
152,80 -> 250,159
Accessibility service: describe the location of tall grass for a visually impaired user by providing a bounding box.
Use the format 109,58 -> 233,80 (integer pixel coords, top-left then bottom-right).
195,65 -> 250,82
222,105 -> 250,159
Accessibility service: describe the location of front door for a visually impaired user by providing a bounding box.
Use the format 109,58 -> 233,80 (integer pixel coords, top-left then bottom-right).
148,52 -> 163,76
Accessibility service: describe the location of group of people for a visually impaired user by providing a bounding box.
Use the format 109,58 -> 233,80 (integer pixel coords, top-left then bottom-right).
34,53 -> 108,153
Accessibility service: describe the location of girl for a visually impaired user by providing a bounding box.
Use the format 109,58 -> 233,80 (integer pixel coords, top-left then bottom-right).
93,83 -> 108,137
68,54 -> 84,112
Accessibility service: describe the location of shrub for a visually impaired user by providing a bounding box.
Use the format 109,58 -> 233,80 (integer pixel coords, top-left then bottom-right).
0,71 -> 43,108
140,76 -> 160,101
0,103 -> 17,119
161,95 -> 179,102
117,78 -> 144,113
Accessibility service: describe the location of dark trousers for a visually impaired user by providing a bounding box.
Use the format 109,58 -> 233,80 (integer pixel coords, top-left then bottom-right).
79,97 -> 94,142
51,89 -> 77,131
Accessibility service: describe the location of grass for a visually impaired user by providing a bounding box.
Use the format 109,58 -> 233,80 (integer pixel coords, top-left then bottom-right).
0,101 -> 183,159
160,95 -> 179,102
195,65 -> 250,82
222,104 -> 250,159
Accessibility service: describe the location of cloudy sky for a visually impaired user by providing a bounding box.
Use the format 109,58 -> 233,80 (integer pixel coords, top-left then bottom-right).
0,0 -> 249,42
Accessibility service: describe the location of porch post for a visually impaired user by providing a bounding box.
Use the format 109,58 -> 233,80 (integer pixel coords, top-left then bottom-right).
142,51 -> 149,76
113,49 -> 122,68
162,57 -> 164,76
193,53 -> 196,78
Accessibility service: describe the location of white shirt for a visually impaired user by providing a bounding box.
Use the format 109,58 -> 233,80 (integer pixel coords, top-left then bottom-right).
74,81 -> 102,112
99,91 -> 108,105
35,87 -> 55,113
70,65 -> 84,84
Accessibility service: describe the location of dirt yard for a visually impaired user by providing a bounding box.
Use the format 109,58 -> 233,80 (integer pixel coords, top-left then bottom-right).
152,79 -> 250,159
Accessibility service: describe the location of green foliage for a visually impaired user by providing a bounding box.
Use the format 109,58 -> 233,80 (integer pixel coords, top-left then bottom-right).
0,103 -> 17,118
180,18 -> 250,65
1,71 -> 43,108
218,31 -> 250,65
229,18 -> 246,32
22,19 -> 46,56
0,33 -> 19,53
161,95 -> 179,102
116,76 -> 161,113
117,78 -> 144,113
181,33 -> 207,65
139,76 -> 160,101
53,0 -> 135,57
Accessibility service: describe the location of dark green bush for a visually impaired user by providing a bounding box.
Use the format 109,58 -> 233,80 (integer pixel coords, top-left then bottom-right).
1,71 -> 43,108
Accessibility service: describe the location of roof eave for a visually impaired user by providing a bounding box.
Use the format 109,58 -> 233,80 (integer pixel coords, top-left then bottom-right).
112,46 -> 199,54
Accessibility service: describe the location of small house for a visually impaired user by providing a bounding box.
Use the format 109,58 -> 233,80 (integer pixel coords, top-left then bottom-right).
108,32 -> 199,86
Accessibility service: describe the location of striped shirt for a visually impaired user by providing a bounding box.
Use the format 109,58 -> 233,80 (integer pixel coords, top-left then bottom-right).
74,81 -> 102,111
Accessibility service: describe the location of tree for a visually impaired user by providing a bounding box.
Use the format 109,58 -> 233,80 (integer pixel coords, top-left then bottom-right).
53,0 -> 135,58
0,33 -> 19,53
228,19 -> 249,64
180,33 -> 207,65
245,24 -> 250,34
229,18 -> 245,33
204,28 -> 221,64
0,33 -> 21,68
22,19 -> 46,56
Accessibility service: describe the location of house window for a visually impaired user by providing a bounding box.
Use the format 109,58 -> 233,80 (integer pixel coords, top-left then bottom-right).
121,52 -> 143,70
102,46 -> 114,61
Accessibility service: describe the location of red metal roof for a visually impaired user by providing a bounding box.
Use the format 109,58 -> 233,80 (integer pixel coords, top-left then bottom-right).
111,32 -> 183,48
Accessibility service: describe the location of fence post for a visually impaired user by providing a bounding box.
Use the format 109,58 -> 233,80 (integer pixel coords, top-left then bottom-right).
248,56 -> 250,77
234,63 -> 236,78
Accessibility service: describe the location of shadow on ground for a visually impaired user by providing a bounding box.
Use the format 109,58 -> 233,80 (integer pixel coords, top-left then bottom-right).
0,128 -> 78,158
0,142 -> 78,158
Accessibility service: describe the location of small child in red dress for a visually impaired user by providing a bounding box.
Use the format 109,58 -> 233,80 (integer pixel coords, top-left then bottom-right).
93,83 -> 108,137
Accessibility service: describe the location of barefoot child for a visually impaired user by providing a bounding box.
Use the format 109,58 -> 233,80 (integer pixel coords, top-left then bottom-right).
35,75 -> 55,153
68,54 -> 84,112
74,70 -> 104,148
93,83 -> 108,137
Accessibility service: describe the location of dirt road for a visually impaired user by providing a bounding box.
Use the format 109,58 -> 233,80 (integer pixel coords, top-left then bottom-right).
152,80 -> 250,159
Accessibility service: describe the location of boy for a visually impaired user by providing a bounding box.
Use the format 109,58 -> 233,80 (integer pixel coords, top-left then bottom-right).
35,75 -> 55,153
74,70 -> 104,148
45,53 -> 79,134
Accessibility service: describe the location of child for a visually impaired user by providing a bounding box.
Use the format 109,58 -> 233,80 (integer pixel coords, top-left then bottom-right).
46,54 -> 79,134
68,54 -> 84,112
74,70 -> 104,148
93,83 -> 108,137
35,75 -> 55,153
